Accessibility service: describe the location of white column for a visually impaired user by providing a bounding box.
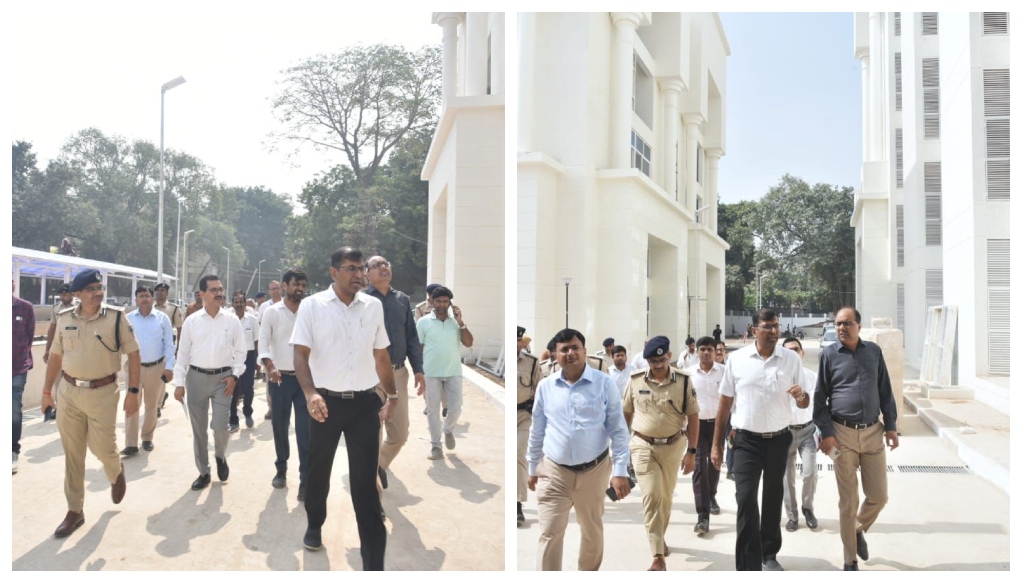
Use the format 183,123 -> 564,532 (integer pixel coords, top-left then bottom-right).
661,80 -> 684,200
858,50 -> 870,162
682,114 -> 704,214
490,13 -> 505,95
434,12 -> 463,107
706,148 -> 722,232
39,272 -> 46,305
518,12 -> 536,153
611,13 -> 641,169
868,12 -> 885,161
465,13 -> 487,96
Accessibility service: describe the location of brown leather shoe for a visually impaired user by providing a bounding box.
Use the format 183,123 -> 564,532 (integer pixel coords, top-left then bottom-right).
111,463 -> 126,504
648,556 -> 667,571
664,542 -> 671,557
54,511 -> 85,538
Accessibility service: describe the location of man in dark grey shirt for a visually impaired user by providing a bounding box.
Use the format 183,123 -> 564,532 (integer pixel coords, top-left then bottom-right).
365,255 -> 425,492
814,307 -> 899,571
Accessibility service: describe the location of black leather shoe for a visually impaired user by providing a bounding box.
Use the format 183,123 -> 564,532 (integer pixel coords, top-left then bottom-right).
142,441 -> 154,452
245,415 -> 254,429
856,531 -> 869,561
710,500 -> 721,515
786,518 -> 798,532
442,407 -> 448,418
297,483 -> 307,502
844,562 -> 859,571
803,508 -> 818,529
191,474 -> 211,490
271,471 -> 286,489
378,466 -> 388,489
303,527 -> 322,551
228,423 -> 240,433
54,511 -> 85,538
264,411 -> 273,420
216,457 -> 229,482
517,502 -> 525,527
762,555 -> 784,571
694,519 -> 709,534
120,446 -> 139,457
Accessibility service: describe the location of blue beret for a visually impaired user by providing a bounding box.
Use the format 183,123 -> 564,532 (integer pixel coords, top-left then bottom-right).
57,283 -> 72,293
426,283 -> 442,295
518,326 -> 526,338
70,269 -> 103,292
255,291 -> 268,299
603,337 -> 615,346
643,335 -> 671,359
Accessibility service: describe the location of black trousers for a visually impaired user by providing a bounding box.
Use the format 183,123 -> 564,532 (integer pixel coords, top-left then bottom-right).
304,389 -> 386,571
693,419 -> 721,520
229,350 -> 257,424
733,429 -> 792,571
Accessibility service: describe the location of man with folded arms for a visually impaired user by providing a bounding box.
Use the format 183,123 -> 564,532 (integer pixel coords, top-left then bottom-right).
121,286 -> 175,455
173,275 -> 247,491
527,328 -> 631,571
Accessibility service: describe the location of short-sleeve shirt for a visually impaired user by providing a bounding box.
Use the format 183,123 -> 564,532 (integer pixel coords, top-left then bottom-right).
290,289 -> 389,392
686,362 -> 725,420
622,367 -> 699,437
719,343 -> 809,433
517,353 -> 543,404
153,301 -> 183,329
52,305 -> 139,380
236,311 -> 260,351
416,312 -> 464,377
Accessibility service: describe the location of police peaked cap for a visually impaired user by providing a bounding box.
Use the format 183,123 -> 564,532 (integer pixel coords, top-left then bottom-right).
70,269 -> 103,292
643,336 -> 671,359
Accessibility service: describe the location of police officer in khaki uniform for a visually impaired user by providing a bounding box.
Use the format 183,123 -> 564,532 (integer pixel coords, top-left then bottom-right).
413,283 -> 441,322
40,269 -> 141,538
516,326 -> 543,527
621,336 -> 699,571
599,337 -> 615,370
152,282 -> 183,337
538,338 -> 560,378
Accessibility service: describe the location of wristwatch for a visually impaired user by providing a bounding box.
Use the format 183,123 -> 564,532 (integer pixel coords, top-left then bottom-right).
687,447 -> 697,455
229,374 -> 239,382
386,393 -> 399,400
128,387 -> 140,394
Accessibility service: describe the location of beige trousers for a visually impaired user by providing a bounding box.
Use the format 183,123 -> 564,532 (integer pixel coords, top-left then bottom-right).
631,435 -> 686,557
535,454 -> 612,571
517,410 -> 531,502
378,366 -> 410,469
833,422 -> 889,565
123,363 -> 165,447
56,379 -> 122,511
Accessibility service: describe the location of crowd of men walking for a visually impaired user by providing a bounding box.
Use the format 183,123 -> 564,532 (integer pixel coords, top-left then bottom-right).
517,306 -> 898,571
10,247 -> 475,571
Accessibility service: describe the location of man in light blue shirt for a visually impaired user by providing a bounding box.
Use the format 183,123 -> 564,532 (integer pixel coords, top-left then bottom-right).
122,286 -> 175,455
415,286 -> 473,461
526,328 -> 632,571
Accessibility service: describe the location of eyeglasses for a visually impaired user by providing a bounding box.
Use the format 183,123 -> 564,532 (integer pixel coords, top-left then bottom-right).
757,324 -> 780,331
369,261 -> 391,270
82,285 -> 106,294
835,321 -> 857,328
337,266 -> 368,275
205,287 -> 225,294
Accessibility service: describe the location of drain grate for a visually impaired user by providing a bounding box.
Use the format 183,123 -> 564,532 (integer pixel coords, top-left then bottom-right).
896,465 -> 972,474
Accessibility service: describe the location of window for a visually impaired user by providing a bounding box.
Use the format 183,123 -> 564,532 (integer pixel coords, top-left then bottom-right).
896,205 -> 905,267
632,54 -> 654,127
925,269 -> 943,308
983,12 -> 1008,35
696,143 -> 703,185
894,12 -> 901,36
924,162 -> 942,246
984,69 -> 1009,200
895,128 -> 903,187
922,58 -> 940,139
696,196 -> 703,223
631,130 -> 651,177
894,53 -> 902,111
921,12 -> 939,35
897,283 -> 905,331
987,240 -> 1009,375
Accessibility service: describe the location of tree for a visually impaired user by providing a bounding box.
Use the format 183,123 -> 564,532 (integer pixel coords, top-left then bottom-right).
228,186 -> 293,282
717,200 -> 759,310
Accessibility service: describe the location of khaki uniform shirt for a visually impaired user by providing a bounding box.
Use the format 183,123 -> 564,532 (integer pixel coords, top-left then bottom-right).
51,304 -> 139,380
539,358 -> 560,378
413,300 -> 431,322
517,352 -> 543,405
185,301 -> 203,319
154,301 -> 183,329
587,354 -> 608,373
622,367 -> 699,438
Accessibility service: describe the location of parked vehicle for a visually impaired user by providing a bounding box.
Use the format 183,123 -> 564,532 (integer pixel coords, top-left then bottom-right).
820,326 -> 837,349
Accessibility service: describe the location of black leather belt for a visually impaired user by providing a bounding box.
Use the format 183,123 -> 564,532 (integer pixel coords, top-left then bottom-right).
278,370 -> 296,376
789,421 -> 814,431
190,365 -> 232,375
633,429 -> 685,446
317,387 -> 376,399
736,427 -> 790,439
392,361 -> 405,370
141,356 -> 165,368
556,448 -> 609,472
517,398 -> 534,412
833,416 -> 879,430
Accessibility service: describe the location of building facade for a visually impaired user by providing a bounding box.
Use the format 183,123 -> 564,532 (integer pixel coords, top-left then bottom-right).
851,12 -> 1010,410
422,12 -> 505,361
518,12 -> 730,356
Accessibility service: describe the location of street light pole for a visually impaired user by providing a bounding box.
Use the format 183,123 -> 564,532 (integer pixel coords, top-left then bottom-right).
692,205 -> 710,336
258,259 -> 266,294
561,276 -> 573,329
158,75 -> 186,284
174,197 -> 182,295
181,229 -> 195,303
755,259 -> 766,311
221,246 -> 231,296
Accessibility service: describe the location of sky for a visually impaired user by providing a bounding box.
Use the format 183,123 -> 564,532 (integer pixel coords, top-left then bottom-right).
716,12 -> 863,203
8,3 -> 439,206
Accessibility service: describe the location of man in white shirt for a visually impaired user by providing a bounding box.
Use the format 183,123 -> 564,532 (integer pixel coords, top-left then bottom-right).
606,345 -> 635,396
228,291 -> 260,432
630,338 -> 650,371
710,309 -> 810,571
680,336 -> 698,369
686,336 -> 725,535
781,336 -> 819,533
258,280 -> 282,323
173,275 -> 247,491
291,247 -> 398,570
259,270 -> 310,500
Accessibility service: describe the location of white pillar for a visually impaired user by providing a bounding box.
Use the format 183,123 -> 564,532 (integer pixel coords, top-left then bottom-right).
858,50 -> 870,162
706,148 -> 722,232
39,272 -> 46,305
490,13 -> 505,95
434,12 -> 462,108
518,12 -> 536,153
661,80 -> 684,200
611,13 -> 641,169
868,12 -> 885,161
465,13 -> 487,96
682,114 -> 704,214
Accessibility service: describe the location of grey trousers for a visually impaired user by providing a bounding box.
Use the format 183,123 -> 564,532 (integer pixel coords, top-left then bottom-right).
782,422 -> 818,521
185,368 -> 232,476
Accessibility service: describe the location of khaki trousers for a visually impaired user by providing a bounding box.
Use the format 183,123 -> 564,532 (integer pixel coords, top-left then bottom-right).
516,410 -> 531,502
56,379 -> 122,511
833,422 -> 889,565
378,366 -> 410,470
631,435 -> 685,557
535,454 -> 612,571
124,363 -> 165,447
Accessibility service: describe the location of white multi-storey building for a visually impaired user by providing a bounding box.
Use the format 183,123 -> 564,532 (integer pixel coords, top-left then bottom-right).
422,12 -> 505,360
518,12 -> 729,355
851,12 -> 1010,411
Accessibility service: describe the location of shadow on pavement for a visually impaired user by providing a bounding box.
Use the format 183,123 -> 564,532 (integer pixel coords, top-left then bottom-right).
12,510 -> 119,570
241,486 -> 309,570
146,485 -> 231,557
377,475 -> 446,570
426,455 -> 499,504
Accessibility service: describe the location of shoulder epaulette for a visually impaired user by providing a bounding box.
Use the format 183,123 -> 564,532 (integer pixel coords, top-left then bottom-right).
58,306 -> 77,316
521,352 -> 538,364
630,369 -> 646,377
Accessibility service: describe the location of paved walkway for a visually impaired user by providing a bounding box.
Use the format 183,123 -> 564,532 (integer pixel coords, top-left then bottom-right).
516,339 -> 1011,571
12,366 -> 505,571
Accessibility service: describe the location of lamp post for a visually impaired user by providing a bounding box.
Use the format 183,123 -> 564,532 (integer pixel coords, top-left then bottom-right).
221,246 -> 231,296
181,229 -> 195,303
758,272 -> 771,312
174,197 -> 183,293
561,276 -> 573,329
158,75 -> 186,284
692,205 -> 711,336
755,259 -> 767,310
257,259 -> 266,294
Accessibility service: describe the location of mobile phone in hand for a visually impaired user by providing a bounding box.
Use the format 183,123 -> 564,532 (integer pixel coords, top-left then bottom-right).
605,476 -> 637,501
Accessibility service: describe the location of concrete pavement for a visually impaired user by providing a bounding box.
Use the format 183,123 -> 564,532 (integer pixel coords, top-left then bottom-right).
12,365 -> 505,571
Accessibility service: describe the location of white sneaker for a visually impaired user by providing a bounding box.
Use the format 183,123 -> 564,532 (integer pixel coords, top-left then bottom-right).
13,452 -> 19,474
444,432 -> 456,450
427,447 -> 444,460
